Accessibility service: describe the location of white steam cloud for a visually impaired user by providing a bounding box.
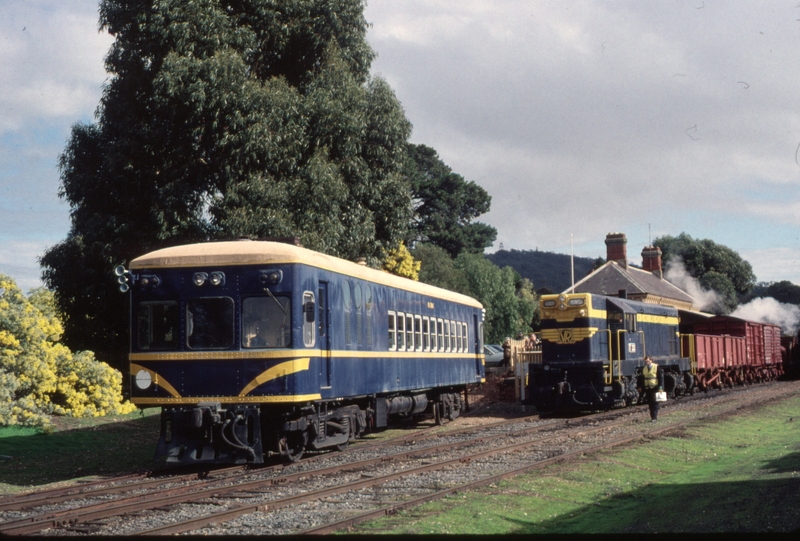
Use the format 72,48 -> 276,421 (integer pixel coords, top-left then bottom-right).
731,297 -> 800,336
663,258 -> 722,313
664,258 -> 800,335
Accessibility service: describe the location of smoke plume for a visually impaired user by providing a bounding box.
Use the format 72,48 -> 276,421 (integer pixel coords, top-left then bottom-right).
664,258 -> 723,312
731,297 -> 800,336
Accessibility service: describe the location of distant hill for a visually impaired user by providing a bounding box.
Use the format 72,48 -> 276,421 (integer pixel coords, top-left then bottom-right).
486,249 -> 598,294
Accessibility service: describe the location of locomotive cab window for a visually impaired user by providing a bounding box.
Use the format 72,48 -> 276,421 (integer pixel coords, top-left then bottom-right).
137,300 -> 178,350
626,314 -> 636,333
242,296 -> 291,348
187,297 -> 234,350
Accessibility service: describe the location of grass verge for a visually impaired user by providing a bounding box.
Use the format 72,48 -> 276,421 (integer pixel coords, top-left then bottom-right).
0,408 -> 161,495
350,394 -> 800,534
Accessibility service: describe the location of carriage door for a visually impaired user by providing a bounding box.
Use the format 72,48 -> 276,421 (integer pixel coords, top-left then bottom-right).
318,282 -> 332,389
474,314 -> 484,378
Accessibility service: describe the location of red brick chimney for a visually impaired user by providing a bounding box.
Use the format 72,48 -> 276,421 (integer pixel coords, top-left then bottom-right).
605,232 -> 628,270
641,246 -> 663,279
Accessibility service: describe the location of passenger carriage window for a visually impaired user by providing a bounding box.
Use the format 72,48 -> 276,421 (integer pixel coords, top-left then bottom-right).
406,314 -> 414,351
365,285 -> 374,347
137,301 -> 178,350
430,318 -> 437,352
354,282 -> 363,346
343,281 -> 352,346
422,317 -> 430,352
397,312 -> 406,351
461,322 -> 467,352
388,311 -> 397,351
242,296 -> 291,348
414,315 -> 422,351
187,297 -> 234,350
451,320 -> 457,352
457,322 -> 463,352
444,320 -> 451,352
437,319 -> 444,352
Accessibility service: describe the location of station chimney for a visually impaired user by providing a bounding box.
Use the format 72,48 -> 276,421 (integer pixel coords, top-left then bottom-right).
641,245 -> 663,279
605,232 -> 628,270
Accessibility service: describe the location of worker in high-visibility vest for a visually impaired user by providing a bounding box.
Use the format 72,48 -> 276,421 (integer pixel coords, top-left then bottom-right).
642,356 -> 664,422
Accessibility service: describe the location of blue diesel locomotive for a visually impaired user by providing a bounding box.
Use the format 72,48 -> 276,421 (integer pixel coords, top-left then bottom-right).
526,292 -> 692,413
116,239 -> 485,464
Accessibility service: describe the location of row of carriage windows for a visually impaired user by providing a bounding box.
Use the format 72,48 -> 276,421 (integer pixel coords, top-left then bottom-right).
388,311 -> 469,353
137,290 -> 469,354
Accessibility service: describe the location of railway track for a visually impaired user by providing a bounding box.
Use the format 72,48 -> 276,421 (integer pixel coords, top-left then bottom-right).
1,380 -> 796,536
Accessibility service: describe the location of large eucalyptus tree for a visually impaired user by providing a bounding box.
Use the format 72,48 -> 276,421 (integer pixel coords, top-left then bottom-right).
42,0 -> 413,369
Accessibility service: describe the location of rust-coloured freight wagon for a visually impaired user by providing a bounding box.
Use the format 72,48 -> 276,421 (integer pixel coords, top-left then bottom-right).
685,315 -> 784,389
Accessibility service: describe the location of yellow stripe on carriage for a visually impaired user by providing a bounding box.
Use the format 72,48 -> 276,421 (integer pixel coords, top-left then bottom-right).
131,350 -> 480,361
130,363 -> 181,398
239,357 -> 312,397
131,394 -> 323,405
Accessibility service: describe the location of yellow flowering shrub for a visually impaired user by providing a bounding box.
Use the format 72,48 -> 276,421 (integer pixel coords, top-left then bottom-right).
0,276 -> 135,427
382,242 -> 421,281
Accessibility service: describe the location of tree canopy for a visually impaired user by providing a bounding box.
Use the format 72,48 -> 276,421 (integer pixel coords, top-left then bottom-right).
405,144 -> 497,258
412,244 -> 537,343
654,232 -> 756,313
41,0 -> 414,369
746,280 -> 800,305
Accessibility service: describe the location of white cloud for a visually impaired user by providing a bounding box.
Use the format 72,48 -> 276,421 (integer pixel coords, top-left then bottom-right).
0,2 -> 112,133
365,1 -> 800,284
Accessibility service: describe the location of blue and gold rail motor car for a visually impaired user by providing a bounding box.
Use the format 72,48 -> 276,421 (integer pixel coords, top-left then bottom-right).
116,239 -> 485,464
526,293 -> 692,413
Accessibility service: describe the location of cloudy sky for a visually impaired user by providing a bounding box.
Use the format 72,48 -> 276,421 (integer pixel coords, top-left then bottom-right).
3,1 -> 800,293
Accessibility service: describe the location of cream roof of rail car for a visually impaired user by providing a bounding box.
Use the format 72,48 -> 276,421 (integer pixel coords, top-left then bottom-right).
130,240 -> 483,308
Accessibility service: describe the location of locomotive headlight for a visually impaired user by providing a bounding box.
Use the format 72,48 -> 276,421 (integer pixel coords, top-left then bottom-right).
193,272 -> 208,286
259,269 -> 283,286
135,370 -> 152,390
210,271 -> 226,286
543,365 -> 550,371
139,274 -> 161,289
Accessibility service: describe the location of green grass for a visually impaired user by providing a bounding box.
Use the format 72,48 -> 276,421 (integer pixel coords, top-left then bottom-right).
0,408 -> 162,495
350,395 -> 800,534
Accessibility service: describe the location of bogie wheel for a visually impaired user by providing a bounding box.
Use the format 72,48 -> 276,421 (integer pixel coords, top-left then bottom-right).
433,402 -> 443,426
279,435 -> 305,463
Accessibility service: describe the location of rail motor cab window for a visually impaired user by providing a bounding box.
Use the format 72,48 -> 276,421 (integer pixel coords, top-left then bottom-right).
137,301 -> 178,350
242,296 -> 291,348
187,297 -> 235,349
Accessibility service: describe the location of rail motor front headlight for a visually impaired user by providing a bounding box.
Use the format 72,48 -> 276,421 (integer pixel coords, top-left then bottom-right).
135,369 -> 152,390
